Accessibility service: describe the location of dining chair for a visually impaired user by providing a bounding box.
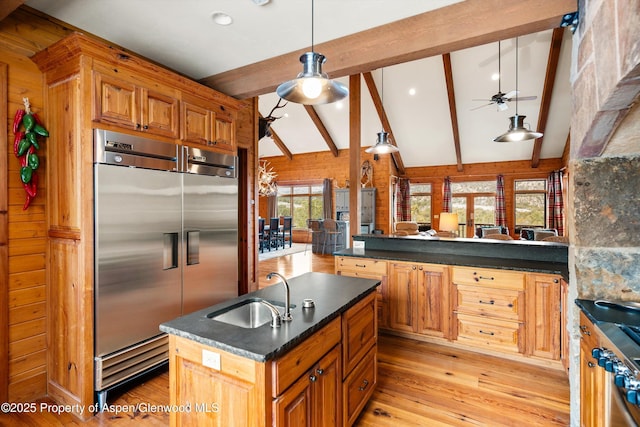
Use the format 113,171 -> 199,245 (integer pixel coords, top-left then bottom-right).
258,217 -> 266,253
281,216 -> 292,248
322,218 -> 342,254
269,217 -> 281,250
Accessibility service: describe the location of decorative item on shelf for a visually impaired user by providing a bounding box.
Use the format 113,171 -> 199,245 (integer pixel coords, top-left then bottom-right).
276,0 -> 348,105
365,68 -> 399,154
12,97 -> 48,210
439,212 -> 459,237
258,160 -> 278,196
360,160 -> 373,187
494,37 -> 543,143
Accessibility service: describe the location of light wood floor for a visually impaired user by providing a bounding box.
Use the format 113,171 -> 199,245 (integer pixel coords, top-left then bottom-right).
1,251 -> 570,426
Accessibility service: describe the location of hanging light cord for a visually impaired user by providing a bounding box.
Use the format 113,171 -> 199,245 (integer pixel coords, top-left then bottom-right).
515,37 -> 519,115
497,40 -> 501,93
311,0 -> 314,52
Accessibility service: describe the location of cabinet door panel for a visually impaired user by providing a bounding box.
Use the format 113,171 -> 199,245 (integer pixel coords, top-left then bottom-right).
144,89 -> 179,138
526,274 -> 561,359
94,71 -> 138,129
182,102 -> 210,145
213,112 -> 235,153
388,263 -> 416,332
274,375 -> 313,427
342,294 -> 376,376
416,265 -> 450,338
314,346 -> 341,427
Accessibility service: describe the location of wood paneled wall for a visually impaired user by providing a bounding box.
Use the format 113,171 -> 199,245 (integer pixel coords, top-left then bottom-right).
259,149 -> 395,234
1,8 -> 75,402
260,153 -> 564,238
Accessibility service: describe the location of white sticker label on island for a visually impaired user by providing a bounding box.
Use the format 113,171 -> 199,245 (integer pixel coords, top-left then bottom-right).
353,240 -> 365,254
202,349 -> 221,370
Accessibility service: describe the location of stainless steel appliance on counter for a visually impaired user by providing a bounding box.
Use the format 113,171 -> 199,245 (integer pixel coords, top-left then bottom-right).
93,129 -> 238,406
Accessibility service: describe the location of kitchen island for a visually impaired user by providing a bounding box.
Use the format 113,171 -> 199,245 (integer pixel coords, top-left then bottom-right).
160,272 -> 380,426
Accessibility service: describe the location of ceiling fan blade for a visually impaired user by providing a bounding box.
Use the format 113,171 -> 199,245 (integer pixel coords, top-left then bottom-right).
470,103 -> 493,111
503,90 -> 518,99
471,98 -> 493,102
512,95 -> 538,101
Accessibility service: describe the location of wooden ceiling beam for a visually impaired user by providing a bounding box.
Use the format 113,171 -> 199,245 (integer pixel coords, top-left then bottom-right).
362,72 -> 405,175
303,105 -> 339,157
531,27 -> 565,168
442,53 -> 464,173
201,0 -> 576,99
259,113 -> 293,160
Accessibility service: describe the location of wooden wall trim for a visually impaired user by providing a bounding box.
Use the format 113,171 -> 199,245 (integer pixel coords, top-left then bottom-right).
0,61 -> 9,404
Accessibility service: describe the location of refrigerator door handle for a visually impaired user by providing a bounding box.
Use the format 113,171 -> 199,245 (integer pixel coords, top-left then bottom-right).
186,230 -> 200,265
163,233 -> 179,270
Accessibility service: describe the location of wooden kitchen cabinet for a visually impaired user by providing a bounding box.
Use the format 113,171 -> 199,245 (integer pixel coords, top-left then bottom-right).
335,256 -> 389,328
452,266 -> 525,354
274,345 -> 341,427
94,66 -> 179,138
388,261 -> 451,339
579,311 -> 607,427
526,273 -> 562,360
182,94 -> 237,154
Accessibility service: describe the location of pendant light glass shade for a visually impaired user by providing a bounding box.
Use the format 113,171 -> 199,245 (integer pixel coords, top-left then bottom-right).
276,52 -> 348,104
365,131 -> 399,154
494,38 -> 542,142
493,114 -> 543,142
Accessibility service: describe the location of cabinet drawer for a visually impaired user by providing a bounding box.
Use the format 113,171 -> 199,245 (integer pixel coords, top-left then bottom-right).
455,284 -> 524,321
452,266 -> 525,290
455,313 -> 523,354
336,257 -> 388,276
272,317 -> 341,397
343,345 -> 377,427
342,292 -> 376,377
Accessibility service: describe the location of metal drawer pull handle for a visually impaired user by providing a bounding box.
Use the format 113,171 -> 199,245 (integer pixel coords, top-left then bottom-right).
479,300 -> 495,305
316,368 -> 324,375
479,330 -> 495,336
588,362 -> 595,368
355,264 -> 366,268
358,379 -> 369,391
477,275 -> 494,281
309,375 -> 317,382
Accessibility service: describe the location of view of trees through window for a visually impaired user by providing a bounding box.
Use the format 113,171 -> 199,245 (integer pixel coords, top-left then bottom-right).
451,181 -> 496,234
409,183 -> 431,224
515,180 -> 546,228
277,184 -> 324,229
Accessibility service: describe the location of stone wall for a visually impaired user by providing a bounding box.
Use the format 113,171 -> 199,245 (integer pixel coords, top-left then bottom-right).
568,0 -> 640,424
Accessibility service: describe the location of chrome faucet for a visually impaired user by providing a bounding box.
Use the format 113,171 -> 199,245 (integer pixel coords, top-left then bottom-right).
259,300 -> 282,327
266,272 -> 293,321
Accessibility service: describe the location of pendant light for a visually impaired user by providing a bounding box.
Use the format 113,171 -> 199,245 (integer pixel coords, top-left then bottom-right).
494,38 -> 543,142
276,0 -> 348,105
366,69 -> 399,154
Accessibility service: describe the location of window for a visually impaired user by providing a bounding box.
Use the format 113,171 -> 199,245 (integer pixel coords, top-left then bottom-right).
450,181 -> 496,237
277,184 -> 324,228
514,179 -> 546,229
409,183 -> 431,224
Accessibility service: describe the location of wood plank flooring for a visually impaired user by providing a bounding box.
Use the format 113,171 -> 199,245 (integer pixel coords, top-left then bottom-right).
0,250 -> 570,426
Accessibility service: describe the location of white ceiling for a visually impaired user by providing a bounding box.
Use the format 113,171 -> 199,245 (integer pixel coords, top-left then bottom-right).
25,0 -> 572,168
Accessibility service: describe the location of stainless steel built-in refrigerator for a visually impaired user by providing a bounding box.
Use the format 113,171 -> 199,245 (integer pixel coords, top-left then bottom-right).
93,129 -> 238,405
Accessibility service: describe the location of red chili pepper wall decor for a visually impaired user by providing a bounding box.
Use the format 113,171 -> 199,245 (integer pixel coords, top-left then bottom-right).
13,97 -> 48,210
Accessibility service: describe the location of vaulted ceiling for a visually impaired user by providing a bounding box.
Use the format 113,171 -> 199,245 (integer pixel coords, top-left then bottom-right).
17,0 -> 577,172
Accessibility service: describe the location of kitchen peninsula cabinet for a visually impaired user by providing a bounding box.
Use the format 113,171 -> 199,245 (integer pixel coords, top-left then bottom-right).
388,261 -> 451,339
526,273 -> 562,360
93,65 -> 179,138
31,32 -> 242,420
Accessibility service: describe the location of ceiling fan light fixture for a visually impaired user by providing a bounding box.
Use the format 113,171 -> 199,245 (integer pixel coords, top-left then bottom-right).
493,115 -> 543,142
276,52 -> 348,104
365,131 -> 399,154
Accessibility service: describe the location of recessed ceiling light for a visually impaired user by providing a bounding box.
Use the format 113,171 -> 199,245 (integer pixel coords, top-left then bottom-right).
408,88 -> 416,96
491,73 -> 500,81
212,11 -> 233,26
252,0 -> 270,5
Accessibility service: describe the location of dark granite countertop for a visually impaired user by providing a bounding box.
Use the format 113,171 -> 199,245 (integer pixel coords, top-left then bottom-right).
160,272 -> 379,362
335,248 -> 569,279
576,299 -> 640,326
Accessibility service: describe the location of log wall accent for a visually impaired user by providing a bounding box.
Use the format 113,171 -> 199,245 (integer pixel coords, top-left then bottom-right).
259,149 -> 395,234
0,8 -> 75,402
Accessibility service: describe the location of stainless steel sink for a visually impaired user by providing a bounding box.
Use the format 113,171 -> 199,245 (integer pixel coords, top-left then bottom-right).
207,299 -> 291,329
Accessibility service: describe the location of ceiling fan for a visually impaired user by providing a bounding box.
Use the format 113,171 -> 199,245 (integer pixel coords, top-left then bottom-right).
472,40 -> 537,111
